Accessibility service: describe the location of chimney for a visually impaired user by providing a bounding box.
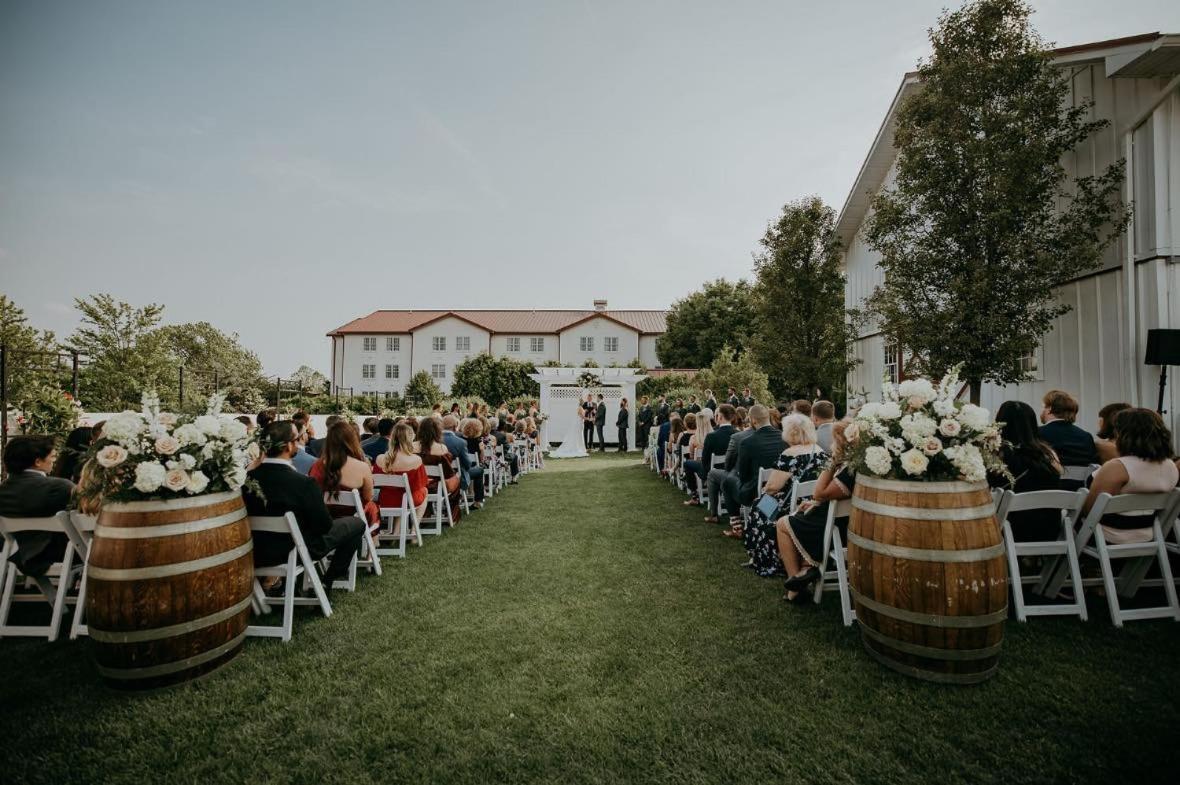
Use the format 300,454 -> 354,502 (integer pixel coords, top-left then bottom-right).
593,299 -> 608,312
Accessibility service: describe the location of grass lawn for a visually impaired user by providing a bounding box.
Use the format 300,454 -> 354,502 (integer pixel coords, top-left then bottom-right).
1,452 -> 1177,784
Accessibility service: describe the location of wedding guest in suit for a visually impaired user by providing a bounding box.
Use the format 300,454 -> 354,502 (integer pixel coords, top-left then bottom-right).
988,401 -> 1063,542
0,436 -> 72,583
1095,402 -> 1131,463
811,400 -> 836,453
704,390 -> 718,412
727,387 -> 740,407
656,395 -> 671,425
305,414 -> 341,458
703,404 -> 737,523
419,416 -> 463,519
374,422 -> 429,523
1039,390 -> 1097,467
656,415 -> 674,474
443,414 -> 483,508
741,387 -> 756,408
362,418 -> 395,461
636,396 -> 653,453
309,421 -> 379,525
595,394 -> 607,452
51,426 -> 93,483
243,421 -> 365,589
616,399 -> 630,452
359,417 -> 380,447
291,420 -> 317,475
688,395 -> 701,414
723,405 -> 783,538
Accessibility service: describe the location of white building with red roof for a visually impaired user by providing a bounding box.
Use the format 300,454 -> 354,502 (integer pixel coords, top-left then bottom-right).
326,300 -> 668,395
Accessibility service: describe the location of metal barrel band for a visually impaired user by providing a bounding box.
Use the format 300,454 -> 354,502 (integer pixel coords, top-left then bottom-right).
88,595 -> 252,644
851,496 -> 997,521
849,587 -> 1008,628
861,639 -> 1000,685
101,491 -> 242,513
846,530 -> 1005,562
856,475 -> 987,494
87,540 -> 253,581
95,509 -> 246,540
859,620 -> 1004,661
96,630 -> 247,680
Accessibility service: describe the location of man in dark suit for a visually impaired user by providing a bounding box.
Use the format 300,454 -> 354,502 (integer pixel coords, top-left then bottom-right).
243,421 -> 365,589
358,417 -> 380,448
702,404 -> 737,523
723,405 -> 781,537
636,396 -> 653,453
704,390 -> 718,412
741,387 -> 756,408
655,396 -> 671,425
616,398 -> 629,453
595,394 -> 607,452
305,414 -> 342,458
582,394 -> 596,451
688,395 -> 701,414
727,387 -> 740,407
1039,389 -> 1097,466
656,418 -> 673,473
442,415 -> 483,508
674,398 -> 688,420
362,417 -> 395,461
0,436 -> 73,584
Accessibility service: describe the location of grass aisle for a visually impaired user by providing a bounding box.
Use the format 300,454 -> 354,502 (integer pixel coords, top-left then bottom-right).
1,453 -> 1177,784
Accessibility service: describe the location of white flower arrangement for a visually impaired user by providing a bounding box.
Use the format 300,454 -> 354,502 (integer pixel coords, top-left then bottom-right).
845,367 -> 1007,483
79,391 -> 252,505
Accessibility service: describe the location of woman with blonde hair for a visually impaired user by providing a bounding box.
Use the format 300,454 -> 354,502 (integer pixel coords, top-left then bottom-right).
373,422 -> 428,523
682,408 -> 714,506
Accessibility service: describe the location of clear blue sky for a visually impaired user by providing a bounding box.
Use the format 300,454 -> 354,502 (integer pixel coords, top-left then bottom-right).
2,0 -> 1176,375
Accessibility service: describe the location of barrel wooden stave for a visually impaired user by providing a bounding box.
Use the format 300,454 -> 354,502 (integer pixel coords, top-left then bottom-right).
86,492 -> 253,690
848,477 -> 1007,684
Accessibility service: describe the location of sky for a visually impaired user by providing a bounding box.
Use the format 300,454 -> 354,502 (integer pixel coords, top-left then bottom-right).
2,0 -> 1177,376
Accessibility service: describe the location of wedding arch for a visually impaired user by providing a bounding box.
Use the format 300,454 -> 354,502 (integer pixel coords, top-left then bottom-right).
529,367 -> 647,451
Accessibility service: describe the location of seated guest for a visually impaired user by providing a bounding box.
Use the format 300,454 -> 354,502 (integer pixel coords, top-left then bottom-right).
988,401 -> 1063,541
768,407 -> 782,430
655,414 -> 675,474
1083,408 -> 1178,544
244,421 -> 365,590
1039,389 -> 1096,466
373,422 -> 428,523
792,399 -> 812,418
493,420 -> 520,481
292,410 -> 313,441
733,406 -> 748,430
703,405 -> 737,523
418,417 -> 463,520
1095,402 -> 1131,464
683,409 -> 713,505
291,420 -> 317,475
723,405 -> 783,538
309,421 -> 379,525
52,426 -> 93,483
362,418 -> 396,461
461,418 -> 486,465
778,421 -> 854,602
743,414 -> 827,576
305,414 -> 341,457
710,407 -> 752,527
811,400 -> 835,453
443,414 -> 484,509
235,415 -> 255,435
358,417 -> 380,447
257,408 -> 277,430
0,436 -> 73,586
667,414 -> 686,476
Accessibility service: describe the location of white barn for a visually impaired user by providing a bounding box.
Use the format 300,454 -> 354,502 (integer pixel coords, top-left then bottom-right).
840,32 -> 1180,433
327,301 -> 667,395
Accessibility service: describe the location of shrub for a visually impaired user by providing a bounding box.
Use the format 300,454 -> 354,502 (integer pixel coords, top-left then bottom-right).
404,371 -> 443,409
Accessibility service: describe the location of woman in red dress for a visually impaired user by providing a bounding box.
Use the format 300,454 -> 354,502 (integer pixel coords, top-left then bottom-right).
373,421 -> 428,521
309,421 -> 380,525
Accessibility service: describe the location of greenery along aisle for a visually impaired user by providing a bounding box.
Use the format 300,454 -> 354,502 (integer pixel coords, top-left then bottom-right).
0,454 -> 1177,784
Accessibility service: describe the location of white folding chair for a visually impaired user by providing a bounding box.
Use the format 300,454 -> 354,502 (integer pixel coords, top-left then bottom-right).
246,513 -> 333,642
422,464 -> 452,533
1060,463 -> 1100,487
788,479 -> 817,516
372,474 -> 423,557
324,488 -> 381,581
709,455 -> 728,514
995,489 -> 1088,622
0,513 -> 81,641
62,512 -> 97,639
812,498 -> 856,626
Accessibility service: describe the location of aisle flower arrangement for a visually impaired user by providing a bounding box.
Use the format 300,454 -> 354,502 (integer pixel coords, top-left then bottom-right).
79,390 -> 255,505
844,367 -> 1008,483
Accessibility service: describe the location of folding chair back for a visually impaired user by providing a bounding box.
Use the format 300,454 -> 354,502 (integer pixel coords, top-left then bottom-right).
812,498 -> 856,625
789,479 -> 817,515
756,467 -> 772,496
1060,463 -> 1100,484
0,513 -> 80,641
321,489 -> 369,587
997,488 -> 1088,622
246,513 -> 332,642
373,473 -> 422,557
423,464 -> 452,533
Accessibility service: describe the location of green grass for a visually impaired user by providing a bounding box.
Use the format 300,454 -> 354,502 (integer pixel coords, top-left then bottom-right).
1,453 -> 1178,784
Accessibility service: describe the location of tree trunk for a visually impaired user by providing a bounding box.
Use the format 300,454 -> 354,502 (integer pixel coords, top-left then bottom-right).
969,379 -> 982,405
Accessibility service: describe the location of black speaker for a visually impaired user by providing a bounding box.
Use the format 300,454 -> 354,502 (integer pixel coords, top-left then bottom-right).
1145,329 -> 1180,366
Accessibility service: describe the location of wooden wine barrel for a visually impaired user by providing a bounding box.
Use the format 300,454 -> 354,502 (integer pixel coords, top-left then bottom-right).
847,476 -> 1007,685
85,491 -> 253,690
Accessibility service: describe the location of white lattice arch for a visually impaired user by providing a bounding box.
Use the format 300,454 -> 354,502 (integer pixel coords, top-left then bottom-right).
530,367 -> 647,450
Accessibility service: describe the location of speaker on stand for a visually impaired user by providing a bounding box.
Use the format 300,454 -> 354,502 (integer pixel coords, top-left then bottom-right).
1143,329 -> 1180,414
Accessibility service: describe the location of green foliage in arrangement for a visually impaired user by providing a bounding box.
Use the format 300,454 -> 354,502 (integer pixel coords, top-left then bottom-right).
656,278 -> 757,370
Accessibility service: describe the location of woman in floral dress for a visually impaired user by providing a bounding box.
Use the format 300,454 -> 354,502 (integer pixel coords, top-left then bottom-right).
744,413 -> 827,577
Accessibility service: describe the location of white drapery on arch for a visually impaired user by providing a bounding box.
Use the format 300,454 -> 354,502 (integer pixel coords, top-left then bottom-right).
529,367 -> 647,451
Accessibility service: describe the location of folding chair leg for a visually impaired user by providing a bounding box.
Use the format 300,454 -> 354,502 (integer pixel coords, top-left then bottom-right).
1003,521 -> 1027,623
835,542 -> 855,627
70,560 -> 90,639
282,553 -> 298,641
1094,530 -> 1125,627
1155,534 -> 1180,621
1063,518 -> 1088,622
47,548 -> 75,642
0,566 -> 17,639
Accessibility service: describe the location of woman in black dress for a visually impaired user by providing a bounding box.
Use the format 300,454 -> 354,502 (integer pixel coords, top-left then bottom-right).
988,400 -> 1062,541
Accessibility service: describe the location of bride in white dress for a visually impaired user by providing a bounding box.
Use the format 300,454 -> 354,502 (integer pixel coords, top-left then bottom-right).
549,396 -> 590,458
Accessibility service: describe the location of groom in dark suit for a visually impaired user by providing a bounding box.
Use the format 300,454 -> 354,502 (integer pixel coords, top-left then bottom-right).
582,394 -> 596,450
595,394 -> 607,452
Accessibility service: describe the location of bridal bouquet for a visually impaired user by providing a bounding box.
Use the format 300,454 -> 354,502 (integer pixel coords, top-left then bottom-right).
78,390 -> 256,505
844,367 -> 1007,483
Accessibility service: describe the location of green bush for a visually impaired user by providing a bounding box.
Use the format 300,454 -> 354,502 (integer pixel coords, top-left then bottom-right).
451,353 -> 540,404
636,373 -> 697,400
14,384 -> 82,445
404,371 -> 443,409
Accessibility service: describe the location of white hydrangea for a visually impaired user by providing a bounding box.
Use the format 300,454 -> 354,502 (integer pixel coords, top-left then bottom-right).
864,445 -> 893,476
186,470 -> 209,494
900,448 -> 929,476
179,453 -> 197,470
877,402 -> 902,420
201,442 -> 217,460
219,418 -> 248,443
943,443 -> 986,482
103,411 -> 145,447
898,378 -> 936,406
133,461 -> 167,493
194,415 -> 223,436
173,423 -> 207,447
857,402 -> 882,420
933,398 -> 957,417
900,413 -> 937,441
957,404 -> 991,431
227,464 -> 248,490
886,437 -> 907,455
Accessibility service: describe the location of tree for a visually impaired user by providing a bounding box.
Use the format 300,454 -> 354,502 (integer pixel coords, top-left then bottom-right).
0,293 -> 59,400
403,370 -> 443,409
155,321 -> 267,410
694,346 -> 773,406
68,294 -> 171,411
450,353 -> 540,404
288,365 -> 330,394
862,0 -> 1129,402
750,197 -> 856,398
656,278 -> 757,369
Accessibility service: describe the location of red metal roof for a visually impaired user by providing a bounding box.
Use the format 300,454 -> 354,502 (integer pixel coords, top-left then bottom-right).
328,309 -> 668,336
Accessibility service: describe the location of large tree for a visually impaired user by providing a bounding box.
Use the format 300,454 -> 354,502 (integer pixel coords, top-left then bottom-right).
655,278 -> 756,369
0,293 -> 59,400
862,0 -> 1128,402
450,352 -> 539,404
155,321 -> 267,410
67,294 -> 172,411
750,197 -> 855,398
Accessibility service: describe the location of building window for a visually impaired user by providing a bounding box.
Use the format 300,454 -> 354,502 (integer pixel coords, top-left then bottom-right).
431,364 -> 446,379
363,337 -> 377,352
507,337 -> 521,352
362,364 -> 376,379
432,336 -> 446,351
883,340 -> 900,385
386,336 -> 399,352
1018,346 -> 1042,380
456,336 -> 470,352
385,364 -> 399,379
604,337 -> 619,352
530,337 -> 544,353
580,336 -> 594,352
